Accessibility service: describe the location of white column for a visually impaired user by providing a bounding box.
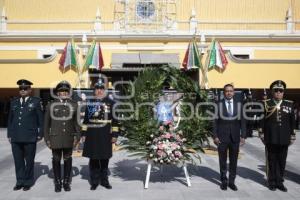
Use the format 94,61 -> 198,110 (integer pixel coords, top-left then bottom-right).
1,7 -> 7,32
189,8 -> 197,34
94,7 -> 102,32
286,6 -> 294,34
200,33 -> 206,54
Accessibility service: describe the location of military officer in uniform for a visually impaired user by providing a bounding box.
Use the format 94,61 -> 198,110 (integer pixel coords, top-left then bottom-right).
44,81 -> 80,192
259,80 -> 296,192
7,79 -> 44,191
81,78 -> 118,190
244,90 -> 259,138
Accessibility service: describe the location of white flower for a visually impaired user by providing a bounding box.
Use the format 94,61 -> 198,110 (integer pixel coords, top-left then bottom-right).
149,154 -> 153,157
150,134 -> 154,138
160,160 -> 164,163
146,141 -> 151,145
154,158 -> 158,162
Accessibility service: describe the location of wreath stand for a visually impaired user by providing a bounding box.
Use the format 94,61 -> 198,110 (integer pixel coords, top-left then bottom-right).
144,160 -> 191,189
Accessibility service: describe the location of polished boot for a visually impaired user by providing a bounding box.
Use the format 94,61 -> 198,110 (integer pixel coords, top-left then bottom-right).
100,169 -> 112,189
220,181 -> 227,190
53,160 -> 62,193
277,183 -> 287,192
63,158 -> 72,192
228,183 -> 238,191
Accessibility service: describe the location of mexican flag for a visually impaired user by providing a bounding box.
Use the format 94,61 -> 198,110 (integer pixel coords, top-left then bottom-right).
83,40 -> 104,71
206,40 -> 228,70
182,41 -> 202,70
59,40 -> 78,73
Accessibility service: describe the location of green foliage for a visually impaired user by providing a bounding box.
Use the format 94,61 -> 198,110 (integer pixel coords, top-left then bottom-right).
119,65 -> 211,161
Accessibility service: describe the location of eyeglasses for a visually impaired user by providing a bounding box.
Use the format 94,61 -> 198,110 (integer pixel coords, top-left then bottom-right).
273,89 -> 284,93
19,86 -> 30,91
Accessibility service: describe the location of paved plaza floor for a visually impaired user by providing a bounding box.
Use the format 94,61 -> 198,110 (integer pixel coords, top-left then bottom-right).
0,128 -> 299,200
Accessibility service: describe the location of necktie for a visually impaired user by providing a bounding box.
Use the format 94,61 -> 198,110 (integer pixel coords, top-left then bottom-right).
227,100 -> 233,116
21,97 -> 26,107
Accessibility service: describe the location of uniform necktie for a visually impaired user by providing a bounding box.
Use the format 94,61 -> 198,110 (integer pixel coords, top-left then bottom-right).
21,97 -> 26,107
227,100 -> 233,116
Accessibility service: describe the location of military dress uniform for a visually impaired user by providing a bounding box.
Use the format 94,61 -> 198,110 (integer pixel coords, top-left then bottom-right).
7,79 -> 44,191
44,81 -> 80,192
244,94 -> 259,138
81,81 -> 119,190
259,80 -> 296,191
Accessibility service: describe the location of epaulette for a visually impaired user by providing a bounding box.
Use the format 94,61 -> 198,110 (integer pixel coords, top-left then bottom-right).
284,100 -> 294,103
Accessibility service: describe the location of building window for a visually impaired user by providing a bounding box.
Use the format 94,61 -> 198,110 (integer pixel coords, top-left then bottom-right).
42,54 -> 52,59
233,54 -> 250,59
136,0 -> 156,21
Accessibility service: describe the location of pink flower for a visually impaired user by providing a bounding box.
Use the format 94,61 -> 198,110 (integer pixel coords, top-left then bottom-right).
158,143 -> 164,150
157,150 -> 163,156
164,133 -> 172,139
174,151 -> 182,158
171,143 -> 178,150
164,120 -> 172,125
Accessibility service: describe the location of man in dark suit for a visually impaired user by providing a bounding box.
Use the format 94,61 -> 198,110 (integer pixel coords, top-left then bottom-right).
44,81 -> 80,192
7,79 -> 44,191
213,83 -> 246,191
259,80 -> 296,192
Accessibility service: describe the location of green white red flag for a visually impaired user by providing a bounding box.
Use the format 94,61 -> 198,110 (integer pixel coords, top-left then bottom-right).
206,40 -> 228,70
83,40 -> 104,71
59,40 -> 78,73
182,41 -> 202,70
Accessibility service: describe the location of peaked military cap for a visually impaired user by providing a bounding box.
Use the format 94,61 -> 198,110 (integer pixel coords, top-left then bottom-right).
270,80 -> 286,90
55,81 -> 71,92
17,79 -> 33,87
94,77 -> 106,89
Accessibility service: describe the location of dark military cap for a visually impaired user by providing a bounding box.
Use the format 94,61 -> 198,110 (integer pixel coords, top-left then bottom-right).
17,79 -> 33,87
55,81 -> 71,92
94,77 -> 106,89
270,80 -> 286,90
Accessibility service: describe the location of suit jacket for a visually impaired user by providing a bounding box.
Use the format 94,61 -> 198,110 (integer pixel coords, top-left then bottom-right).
213,98 -> 246,143
260,99 -> 296,145
44,99 -> 81,149
7,96 -> 44,143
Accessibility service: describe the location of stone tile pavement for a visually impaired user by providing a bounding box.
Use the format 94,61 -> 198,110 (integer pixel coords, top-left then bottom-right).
0,128 -> 299,200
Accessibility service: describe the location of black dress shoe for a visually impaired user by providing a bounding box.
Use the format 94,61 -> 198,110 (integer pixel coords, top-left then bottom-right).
54,184 -> 62,193
220,182 -> 227,190
277,184 -> 287,192
228,183 -> 238,191
23,186 -> 31,191
13,185 -> 23,191
101,182 -> 112,189
63,183 -> 71,192
268,185 -> 276,191
90,184 -> 98,190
